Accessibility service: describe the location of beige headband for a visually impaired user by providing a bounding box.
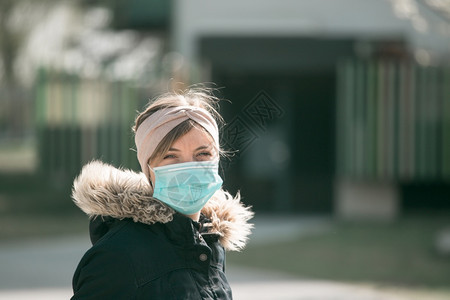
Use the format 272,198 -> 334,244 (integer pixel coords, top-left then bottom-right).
135,106 -> 219,179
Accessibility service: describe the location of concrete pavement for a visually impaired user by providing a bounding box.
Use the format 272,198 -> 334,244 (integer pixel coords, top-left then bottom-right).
0,216 -> 448,300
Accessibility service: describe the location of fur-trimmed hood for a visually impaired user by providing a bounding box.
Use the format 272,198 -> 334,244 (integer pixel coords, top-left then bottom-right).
72,161 -> 253,251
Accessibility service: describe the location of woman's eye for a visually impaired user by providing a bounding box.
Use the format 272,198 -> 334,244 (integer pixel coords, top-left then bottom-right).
197,152 -> 212,157
163,154 -> 176,159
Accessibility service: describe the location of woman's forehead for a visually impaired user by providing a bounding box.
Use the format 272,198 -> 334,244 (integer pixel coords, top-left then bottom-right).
171,126 -> 216,149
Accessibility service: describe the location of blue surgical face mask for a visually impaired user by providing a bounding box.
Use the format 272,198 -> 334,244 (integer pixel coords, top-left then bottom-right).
149,160 -> 223,215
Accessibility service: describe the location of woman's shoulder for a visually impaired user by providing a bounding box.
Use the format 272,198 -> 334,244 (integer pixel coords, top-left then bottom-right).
79,219 -> 185,286
80,220 -> 179,269
72,220 -> 177,297
90,218 -> 167,252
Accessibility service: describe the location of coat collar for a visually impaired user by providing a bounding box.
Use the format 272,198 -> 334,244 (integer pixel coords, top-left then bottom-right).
72,160 -> 253,251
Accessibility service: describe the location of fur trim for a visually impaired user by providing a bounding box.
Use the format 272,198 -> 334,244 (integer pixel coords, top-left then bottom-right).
72,161 -> 174,225
201,191 -> 253,251
72,160 -> 253,251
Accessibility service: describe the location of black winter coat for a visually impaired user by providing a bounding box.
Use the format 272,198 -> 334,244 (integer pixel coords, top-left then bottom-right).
71,161 -> 253,300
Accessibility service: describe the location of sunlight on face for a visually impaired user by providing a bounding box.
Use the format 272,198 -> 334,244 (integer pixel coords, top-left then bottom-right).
151,126 -> 218,168
148,126 -> 218,221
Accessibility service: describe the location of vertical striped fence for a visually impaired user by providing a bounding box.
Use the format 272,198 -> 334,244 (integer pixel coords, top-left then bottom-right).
336,59 -> 450,182
35,69 -> 150,181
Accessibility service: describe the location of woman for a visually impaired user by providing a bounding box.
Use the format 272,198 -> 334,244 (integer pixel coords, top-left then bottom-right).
70,88 -> 253,299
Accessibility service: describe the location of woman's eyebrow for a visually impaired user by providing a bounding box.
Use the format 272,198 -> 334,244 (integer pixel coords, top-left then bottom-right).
195,145 -> 211,151
168,145 -> 212,152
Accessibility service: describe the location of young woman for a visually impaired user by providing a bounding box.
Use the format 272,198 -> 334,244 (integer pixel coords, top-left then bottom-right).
71,88 -> 253,299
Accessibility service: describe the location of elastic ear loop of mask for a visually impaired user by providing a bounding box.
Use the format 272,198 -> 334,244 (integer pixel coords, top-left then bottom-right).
147,164 -> 155,190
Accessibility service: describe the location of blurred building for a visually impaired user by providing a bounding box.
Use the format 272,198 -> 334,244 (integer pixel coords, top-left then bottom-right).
155,0 -> 449,218
5,0 -> 449,218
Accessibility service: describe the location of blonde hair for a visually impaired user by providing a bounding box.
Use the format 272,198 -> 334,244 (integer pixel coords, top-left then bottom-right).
133,88 -> 225,164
